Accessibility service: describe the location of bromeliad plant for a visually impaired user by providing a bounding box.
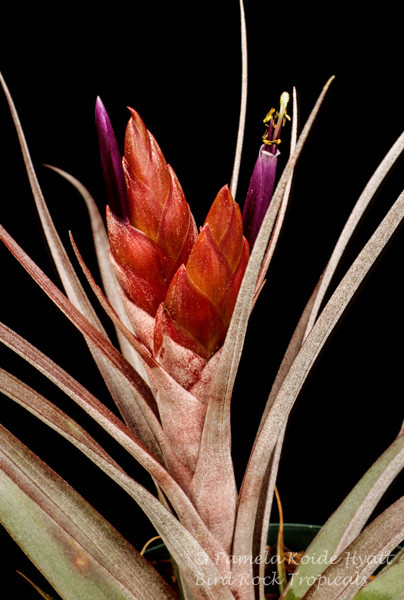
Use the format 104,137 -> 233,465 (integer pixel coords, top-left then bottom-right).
1,6 -> 404,600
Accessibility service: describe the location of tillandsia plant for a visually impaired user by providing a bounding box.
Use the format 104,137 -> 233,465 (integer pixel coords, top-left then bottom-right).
1,3 -> 404,600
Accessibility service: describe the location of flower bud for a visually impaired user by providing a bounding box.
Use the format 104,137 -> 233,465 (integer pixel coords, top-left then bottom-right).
95,97 -> 128,220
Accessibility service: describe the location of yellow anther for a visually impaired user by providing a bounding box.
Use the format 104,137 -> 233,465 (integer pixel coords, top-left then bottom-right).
262,137 -> 281,146
262,92 -> 290,145
263,108 -> 276,125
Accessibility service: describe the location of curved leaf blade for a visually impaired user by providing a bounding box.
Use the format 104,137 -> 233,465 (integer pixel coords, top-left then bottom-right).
303,130 -> 404,339
0,73 -> 153,448
45,165 -> 148,382
0,225 -> 169,455
0,426 -> 177,600
0,363 -> 233,590
0,321 -> 191,487
301,497 -> 404,600
253,128 -> 404,599
232,188 -> 404,588
353,557 -> 404,600
283,427 -> 404,599
0,423 -> 236,600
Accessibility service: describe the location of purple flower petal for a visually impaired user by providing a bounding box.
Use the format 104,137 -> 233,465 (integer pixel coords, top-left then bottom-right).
242,145 -> 278,248
95,97 -> 128,219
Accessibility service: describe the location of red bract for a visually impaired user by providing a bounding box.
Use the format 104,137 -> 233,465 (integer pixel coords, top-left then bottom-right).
107,108 -> 198,324
101,104 -> 250,368
123,109 -> 197,288
107,208 -> 168,315
155,186 -> 249,359
99,105 -> 250,482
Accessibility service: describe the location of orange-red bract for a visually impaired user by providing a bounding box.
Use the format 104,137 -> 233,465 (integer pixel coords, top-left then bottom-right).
155,186 -> 250,359
107,109 -> 197,317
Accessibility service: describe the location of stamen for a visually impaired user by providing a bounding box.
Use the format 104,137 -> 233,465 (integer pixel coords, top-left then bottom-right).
262,92 -> 290,149
263,108 -> 276,125
262,138 -> 281,146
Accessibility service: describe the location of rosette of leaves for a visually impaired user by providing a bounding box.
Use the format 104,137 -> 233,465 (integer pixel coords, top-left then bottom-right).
0,4 -> 403,599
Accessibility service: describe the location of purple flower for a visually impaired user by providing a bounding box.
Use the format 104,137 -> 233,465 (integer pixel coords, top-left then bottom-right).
95,97 -> 128,219
243,92 -> 290,248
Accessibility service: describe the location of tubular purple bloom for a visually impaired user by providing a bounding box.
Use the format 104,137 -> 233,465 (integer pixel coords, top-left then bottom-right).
242,146 -> 279,248
95,97 -> 128,219
243,92 -> 290,248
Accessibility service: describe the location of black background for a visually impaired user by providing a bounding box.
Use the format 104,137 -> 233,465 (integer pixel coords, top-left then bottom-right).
1,1 -> 403,597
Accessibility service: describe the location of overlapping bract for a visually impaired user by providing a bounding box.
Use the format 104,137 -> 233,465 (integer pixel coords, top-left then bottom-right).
97,101 -> 250,368
156,185 -> 249,359
105,107 -> 198,320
